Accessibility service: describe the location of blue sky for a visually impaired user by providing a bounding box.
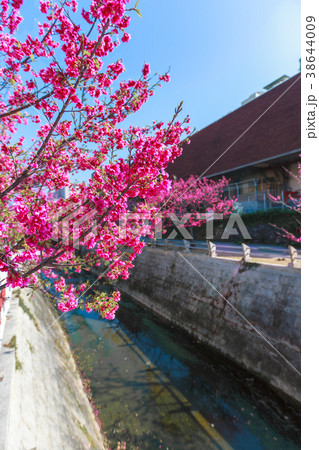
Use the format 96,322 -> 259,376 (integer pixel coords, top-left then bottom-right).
112,0 -> 301,131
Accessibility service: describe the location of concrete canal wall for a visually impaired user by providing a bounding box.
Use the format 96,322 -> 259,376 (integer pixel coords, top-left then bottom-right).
0,288 -> 106,450
118,248 -> 301,403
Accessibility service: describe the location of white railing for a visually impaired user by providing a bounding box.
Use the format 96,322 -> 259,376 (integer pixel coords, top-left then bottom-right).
143,238 -> 301,267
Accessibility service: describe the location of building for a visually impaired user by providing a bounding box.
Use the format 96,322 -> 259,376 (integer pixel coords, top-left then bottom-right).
168,73 -> 301,213
54,186 -> 69,200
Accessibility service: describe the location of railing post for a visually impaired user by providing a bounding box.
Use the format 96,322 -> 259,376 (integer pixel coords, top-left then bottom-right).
242,243 -> 251,262
151,238 -> 156,248
207,240 -> 217,258
183,239 -> 191,253
288,245 -> 298,267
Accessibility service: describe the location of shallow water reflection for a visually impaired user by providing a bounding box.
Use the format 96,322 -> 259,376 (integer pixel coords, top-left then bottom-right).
63,292 -> 300,450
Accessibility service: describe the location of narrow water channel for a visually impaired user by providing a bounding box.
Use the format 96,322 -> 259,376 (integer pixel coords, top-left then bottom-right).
61,288 -> 300,450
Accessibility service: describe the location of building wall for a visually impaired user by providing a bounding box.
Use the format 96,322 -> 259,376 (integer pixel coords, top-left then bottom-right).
286,162 -> 301,191
119,248 -> 301,403
220,156 -> 300,212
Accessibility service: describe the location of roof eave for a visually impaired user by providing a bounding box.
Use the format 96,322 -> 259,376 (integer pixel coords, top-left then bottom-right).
203,148 -> 301,179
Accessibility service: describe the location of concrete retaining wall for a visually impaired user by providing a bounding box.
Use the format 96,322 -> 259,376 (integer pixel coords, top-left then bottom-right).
0,288 -> 106,450
118,248 -> 301,403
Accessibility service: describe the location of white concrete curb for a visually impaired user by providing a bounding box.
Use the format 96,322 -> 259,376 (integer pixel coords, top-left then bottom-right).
0,295 -> 18,450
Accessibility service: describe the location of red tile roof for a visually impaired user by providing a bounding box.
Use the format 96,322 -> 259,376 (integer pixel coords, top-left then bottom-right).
168,74 -> 301,179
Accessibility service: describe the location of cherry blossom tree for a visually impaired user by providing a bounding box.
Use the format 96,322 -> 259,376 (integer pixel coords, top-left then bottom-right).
149,175 -> 234,238
0,0 -> 192,319
269,161 -> 301,243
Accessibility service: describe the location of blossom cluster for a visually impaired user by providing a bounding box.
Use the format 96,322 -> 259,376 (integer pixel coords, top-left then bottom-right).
149,175 -> 235,231
85,290 -> 121,320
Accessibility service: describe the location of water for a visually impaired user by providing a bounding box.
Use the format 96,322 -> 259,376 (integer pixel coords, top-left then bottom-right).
61,291 -> 300,450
